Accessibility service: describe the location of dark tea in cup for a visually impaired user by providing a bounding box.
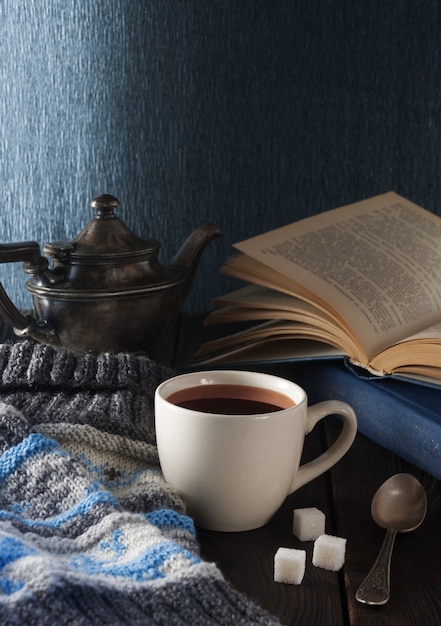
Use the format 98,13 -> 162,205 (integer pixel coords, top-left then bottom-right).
166,383 -> 295,415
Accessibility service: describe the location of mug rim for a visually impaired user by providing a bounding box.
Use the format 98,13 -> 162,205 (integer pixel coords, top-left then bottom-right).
155,369 -> 306,416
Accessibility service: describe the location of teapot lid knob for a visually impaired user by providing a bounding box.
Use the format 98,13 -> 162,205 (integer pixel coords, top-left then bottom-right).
90,194 -> 120,217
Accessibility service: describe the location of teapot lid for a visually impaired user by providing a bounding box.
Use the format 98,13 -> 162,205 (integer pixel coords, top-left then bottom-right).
44,194 -> 160,263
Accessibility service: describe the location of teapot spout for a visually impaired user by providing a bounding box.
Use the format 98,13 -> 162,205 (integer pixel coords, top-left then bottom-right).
168,223 -> 221,308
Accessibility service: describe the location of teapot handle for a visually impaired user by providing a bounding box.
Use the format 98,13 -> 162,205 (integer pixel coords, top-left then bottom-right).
0,242 -> 60,346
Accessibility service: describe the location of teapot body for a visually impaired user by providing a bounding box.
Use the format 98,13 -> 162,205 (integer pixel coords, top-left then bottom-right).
29,279 -> 181,354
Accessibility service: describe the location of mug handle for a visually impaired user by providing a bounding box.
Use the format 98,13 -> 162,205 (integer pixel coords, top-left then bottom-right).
289,400 -> 357,493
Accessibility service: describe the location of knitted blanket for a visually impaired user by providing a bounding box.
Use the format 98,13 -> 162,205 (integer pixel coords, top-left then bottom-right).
0,341 -> 280,625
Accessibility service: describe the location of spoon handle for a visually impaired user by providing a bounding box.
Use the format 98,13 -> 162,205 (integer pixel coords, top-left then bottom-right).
356,528 -> 397,605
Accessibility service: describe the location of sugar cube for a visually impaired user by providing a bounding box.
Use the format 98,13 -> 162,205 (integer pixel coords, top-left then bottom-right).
312,534 -> 347,571
293,507 -> 326,541
274,547 -> 306,585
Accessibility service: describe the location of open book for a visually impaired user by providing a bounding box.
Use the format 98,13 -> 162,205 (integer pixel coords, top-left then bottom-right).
197,192 -> 441,383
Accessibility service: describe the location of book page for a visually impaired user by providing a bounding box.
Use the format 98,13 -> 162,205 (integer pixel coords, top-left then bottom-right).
211,285 -> 339,327
234,192 -> 441,358
368,321 -> 441,373
207,285 -> 360,353
199,317 -> 355,356
221,255 -> 355,338
196,334 -> 343,365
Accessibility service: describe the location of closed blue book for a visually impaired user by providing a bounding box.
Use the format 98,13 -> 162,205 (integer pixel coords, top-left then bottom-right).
297,360 -> 441,480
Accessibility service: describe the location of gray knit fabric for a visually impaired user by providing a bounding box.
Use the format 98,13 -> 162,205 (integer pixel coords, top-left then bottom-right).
0,340 -> 169,439
0,340 -> 280,625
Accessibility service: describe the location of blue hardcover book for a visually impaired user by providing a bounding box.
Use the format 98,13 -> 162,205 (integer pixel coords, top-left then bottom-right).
297,360 -> 441,480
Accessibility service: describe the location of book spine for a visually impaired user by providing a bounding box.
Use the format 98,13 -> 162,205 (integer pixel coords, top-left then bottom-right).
297,362 -> 441,480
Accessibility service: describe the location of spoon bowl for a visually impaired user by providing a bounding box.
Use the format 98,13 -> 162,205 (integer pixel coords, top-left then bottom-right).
356,473 -> 427,605
371,472 -> 428,532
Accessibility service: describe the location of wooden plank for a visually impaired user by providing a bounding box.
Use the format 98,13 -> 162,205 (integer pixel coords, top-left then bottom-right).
326,420 -> 441,626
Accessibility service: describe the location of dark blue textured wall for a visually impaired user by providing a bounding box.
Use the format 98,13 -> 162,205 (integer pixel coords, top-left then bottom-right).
2,1 -> 441,312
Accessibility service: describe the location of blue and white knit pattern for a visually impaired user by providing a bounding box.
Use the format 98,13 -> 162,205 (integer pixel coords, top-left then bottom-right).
0,341 -> 280,625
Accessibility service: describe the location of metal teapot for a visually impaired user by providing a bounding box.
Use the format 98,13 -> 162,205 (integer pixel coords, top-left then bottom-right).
0,194 -> 221,354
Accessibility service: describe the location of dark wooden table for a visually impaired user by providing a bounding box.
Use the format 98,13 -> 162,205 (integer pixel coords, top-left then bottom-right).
196,421 -> 441,625
173,315 -> 441,626
1,315 -> 440,625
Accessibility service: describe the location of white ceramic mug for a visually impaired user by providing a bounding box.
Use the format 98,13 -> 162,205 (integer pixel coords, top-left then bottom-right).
155,370 -> 357,532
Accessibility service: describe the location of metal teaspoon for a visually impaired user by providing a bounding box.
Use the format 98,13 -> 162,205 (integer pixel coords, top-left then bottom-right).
355,473 -> 427,605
